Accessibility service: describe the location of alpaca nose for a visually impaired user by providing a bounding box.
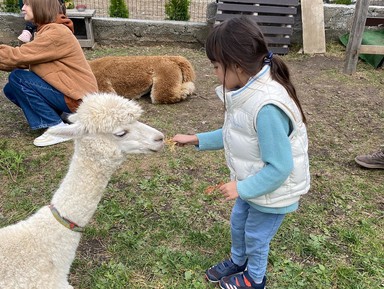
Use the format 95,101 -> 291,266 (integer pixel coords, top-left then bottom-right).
155,133 -> 164,143
150,132 -> 164,152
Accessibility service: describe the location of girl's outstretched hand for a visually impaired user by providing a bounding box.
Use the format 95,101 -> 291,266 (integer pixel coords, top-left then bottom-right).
172,134 -> 199,146
219,181 -> 239,201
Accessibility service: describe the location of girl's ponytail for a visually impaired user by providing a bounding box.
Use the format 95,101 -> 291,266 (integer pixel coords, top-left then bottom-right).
269,56 -> 307,124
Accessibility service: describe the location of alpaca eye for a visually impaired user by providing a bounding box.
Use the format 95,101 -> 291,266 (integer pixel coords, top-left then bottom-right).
114,130 -> 128,137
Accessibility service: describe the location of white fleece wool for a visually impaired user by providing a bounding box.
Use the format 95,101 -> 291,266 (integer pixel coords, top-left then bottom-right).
0,92 -> 164,289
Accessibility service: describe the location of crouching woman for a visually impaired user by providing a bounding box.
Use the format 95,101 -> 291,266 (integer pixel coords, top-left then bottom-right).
0,0 -> 98,147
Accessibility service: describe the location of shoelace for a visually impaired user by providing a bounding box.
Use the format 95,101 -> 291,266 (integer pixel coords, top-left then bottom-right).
371,148 -> 384,159
217,259 -> 233,271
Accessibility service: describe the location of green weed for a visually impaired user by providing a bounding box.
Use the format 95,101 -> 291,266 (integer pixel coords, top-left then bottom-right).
0,141 -> 25,182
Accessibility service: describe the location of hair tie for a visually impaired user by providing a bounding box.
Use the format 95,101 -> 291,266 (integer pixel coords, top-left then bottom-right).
263,51 -> 273,65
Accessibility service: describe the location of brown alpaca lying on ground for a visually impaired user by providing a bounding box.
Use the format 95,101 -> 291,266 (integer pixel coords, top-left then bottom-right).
89,55 -> 196,104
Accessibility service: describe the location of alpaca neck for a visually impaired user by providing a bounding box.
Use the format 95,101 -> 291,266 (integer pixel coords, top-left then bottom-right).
51,144 -> 123,228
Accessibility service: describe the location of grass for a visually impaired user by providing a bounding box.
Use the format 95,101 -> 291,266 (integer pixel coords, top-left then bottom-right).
0,43 -> 383,288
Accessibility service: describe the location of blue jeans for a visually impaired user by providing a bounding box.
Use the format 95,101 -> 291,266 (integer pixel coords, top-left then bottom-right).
3,69 -> 70,130
230,197 -> 285,283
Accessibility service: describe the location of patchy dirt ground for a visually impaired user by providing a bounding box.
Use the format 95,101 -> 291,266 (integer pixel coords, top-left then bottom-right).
0,44 -> 383,288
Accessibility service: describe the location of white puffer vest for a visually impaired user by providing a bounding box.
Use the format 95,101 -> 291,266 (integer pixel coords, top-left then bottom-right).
217,65 -> 310,208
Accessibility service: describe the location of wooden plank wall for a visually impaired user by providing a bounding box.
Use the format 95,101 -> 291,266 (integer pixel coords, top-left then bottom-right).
215,0 -> 299,54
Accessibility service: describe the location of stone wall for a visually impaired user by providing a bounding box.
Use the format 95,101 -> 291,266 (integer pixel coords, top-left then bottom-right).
0,4 -> 383,48
0,13 -> 25,46
92,18 -> 209,48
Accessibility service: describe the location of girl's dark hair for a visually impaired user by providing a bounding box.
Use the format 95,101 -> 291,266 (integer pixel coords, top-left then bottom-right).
205,15 -> 306,123
24,0 -> 61,25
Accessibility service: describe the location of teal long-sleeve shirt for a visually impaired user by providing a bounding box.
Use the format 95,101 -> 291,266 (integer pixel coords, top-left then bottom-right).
196,104 -> 299,214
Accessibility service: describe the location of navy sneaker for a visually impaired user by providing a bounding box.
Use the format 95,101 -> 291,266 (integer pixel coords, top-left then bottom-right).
219,271 -> 266,289
205,258 -> 247,283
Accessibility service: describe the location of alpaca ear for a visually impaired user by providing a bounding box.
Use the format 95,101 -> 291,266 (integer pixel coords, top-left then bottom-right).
46,122 -> 85,138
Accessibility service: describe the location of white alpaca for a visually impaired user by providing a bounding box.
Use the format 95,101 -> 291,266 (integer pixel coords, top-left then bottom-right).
0,92 -> 164,289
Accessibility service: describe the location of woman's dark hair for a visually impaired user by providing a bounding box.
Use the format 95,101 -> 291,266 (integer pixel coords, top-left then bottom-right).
205,15 -> 306,123
24,0 -> 61,25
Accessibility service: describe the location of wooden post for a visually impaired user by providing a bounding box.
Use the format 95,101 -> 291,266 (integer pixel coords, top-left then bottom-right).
343,0 -> 370,74
301,0 -> 326,54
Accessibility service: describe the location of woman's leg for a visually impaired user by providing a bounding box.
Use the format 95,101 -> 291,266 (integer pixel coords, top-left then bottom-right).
245,208 -> 285,283
3,69 -> 70,130
230,197 -> 250,267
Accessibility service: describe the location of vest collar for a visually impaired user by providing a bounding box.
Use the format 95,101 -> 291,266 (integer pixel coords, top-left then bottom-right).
215,65 -> 271,109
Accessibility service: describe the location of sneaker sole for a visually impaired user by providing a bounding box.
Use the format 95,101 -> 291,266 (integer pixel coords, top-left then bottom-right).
219,281 -> 266,289
33,137 -> 72,147
355,158 -> 384,169
219,282 -> 266,289
205,274 -> 220,283
219,284 -> 263,289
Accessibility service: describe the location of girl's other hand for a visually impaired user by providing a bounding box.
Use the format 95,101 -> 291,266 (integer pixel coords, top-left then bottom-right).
172,134 -> 199,146
219,181 -> 239,201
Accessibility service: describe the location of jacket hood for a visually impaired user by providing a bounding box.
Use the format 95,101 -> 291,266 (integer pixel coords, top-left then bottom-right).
37,14 -> 74,34
55,14 -> 74,33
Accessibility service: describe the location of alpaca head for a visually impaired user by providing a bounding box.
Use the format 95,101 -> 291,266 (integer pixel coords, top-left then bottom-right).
47,93 -> 164,160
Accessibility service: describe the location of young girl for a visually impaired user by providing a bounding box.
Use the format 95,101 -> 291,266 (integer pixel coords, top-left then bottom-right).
0,0 -> 98,147
172,16 -> 310,289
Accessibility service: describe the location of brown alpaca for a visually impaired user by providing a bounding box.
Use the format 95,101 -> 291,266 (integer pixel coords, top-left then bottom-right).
89,55 -> 196,104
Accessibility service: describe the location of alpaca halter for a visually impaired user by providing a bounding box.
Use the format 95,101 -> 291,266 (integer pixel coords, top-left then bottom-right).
49,205 -> 84,232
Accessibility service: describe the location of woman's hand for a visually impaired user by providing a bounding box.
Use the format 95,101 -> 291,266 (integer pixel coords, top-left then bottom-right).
219,181 -> 239,201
